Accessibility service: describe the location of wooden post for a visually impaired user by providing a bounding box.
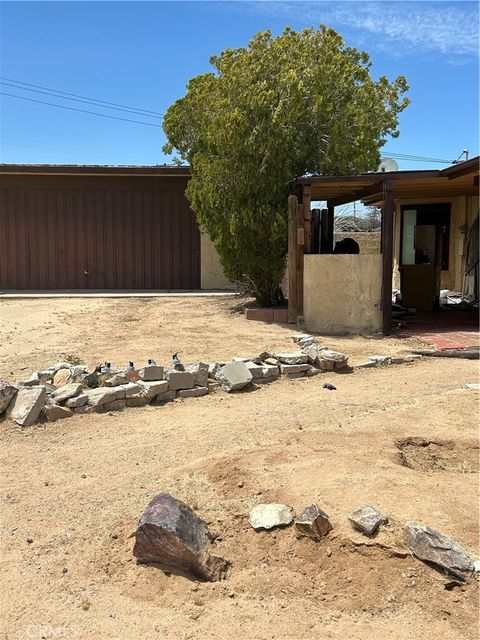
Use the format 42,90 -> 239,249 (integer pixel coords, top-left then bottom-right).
296,202 -> 305,318
320,208 -> 328,253
326,202 -> 335,253
381,179 -> 394,335
287,194 -> 298,324
302,186 -> 312,254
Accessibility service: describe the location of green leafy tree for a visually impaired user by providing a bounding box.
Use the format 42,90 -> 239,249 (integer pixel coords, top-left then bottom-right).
163,26 -> 409,305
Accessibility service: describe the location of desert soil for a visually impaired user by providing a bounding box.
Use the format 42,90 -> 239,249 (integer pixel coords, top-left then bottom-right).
0,296 -> 479,640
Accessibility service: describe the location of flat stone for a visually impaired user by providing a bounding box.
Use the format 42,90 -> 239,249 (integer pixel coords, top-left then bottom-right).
232,356 -> 250,362
150,390 -> 176,405
84,386 -> 126,408
279,363 -> 311,375
348,505 -> 388,536
215,361 -> 253,392
356,361 -> 377,369
185,363 -> 209,387
177,386 -> 209,399
166,370 -> 195,391
74,405 -> 93,414
295,504 -> 332,539
264,357 -> 280,366
53,369 -> 70,387
249,503 -> 294,530
473,559 -> 480,572
8,387 -> 46,427
252,351 -> 272,364
105,373 -> 128,386
465,383 -> 480,390
208,381 -> 220,392
44,361 -> 71,375
82,372 -> 100,389
101,399 -> 126,412
44,402 -> 74,422
261,364 -> 279,380
137,380 -> 169,401
51,383 -> 83,404
67,365 -> 87,383
244,361 -> 264,379
208,362 -> 225,378
120,382 -> 143,397
0,380 -> 18,414
126,396 -> 149,407
133,493 -> 229,581
65,394 -> 88,408
367,355 -> 392,366
138,365 -> 164,381
404,522 -> 473,581
276,352 -> 309,365
318,349 -> 348,367
303,346 -> 320,365
292,334 -> 315,344
19,373 -> 41,387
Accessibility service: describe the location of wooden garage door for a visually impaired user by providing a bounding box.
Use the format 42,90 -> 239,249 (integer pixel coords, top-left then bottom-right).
0,180 -> 200,290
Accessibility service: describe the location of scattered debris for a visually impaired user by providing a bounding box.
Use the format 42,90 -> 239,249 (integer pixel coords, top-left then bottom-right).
404,522 -> 473,581
295,504 -> 332,539
133,493 -> 229,581
348,505 -> 388,536
249,503 -> 294,530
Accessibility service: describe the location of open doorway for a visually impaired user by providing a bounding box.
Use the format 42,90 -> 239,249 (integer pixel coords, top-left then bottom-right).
400,203 -> 450,311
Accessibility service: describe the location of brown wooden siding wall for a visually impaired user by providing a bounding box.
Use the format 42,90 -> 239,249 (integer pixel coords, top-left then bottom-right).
0,175 -> 200,289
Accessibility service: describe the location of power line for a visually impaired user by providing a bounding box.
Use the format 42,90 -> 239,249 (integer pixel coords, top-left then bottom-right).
382,151 -> 452,164
0,80 -> 161,119
0,92 -> 162,128
0,76 -> 163,117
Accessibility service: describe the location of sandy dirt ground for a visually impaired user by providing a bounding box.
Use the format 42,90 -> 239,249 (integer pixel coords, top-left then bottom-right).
0,296 -> 479,640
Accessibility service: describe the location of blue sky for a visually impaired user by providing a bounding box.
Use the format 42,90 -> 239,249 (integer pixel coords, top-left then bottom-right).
0,1 -> 478,170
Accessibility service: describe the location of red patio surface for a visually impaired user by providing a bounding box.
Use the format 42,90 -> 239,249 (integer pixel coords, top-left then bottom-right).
395,309 -> 479,350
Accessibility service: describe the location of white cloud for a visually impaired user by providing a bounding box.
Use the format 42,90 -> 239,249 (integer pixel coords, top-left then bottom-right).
239,1 -> 479,59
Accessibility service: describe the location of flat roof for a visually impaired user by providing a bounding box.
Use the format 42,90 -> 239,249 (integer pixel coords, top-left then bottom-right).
297,157 -> 479,205
0,164 -> 191,177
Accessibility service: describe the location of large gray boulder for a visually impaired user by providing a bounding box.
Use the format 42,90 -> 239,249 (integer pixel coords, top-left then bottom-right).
51,383 -> 83,405
0,381 -> 18,415
215,361 -> 252,392
8,387 -> 46,426
349,505 -> 388,536
404,522 -> 473,581
133,493 -> 229,581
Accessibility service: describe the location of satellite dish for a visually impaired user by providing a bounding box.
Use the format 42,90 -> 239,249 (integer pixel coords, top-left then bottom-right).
378,157 -> 399,173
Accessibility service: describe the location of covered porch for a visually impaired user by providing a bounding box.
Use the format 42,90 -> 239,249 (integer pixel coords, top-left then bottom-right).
288,156 -> 479,335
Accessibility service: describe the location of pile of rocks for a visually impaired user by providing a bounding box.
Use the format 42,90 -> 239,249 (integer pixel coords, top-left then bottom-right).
0,337 -> 351,427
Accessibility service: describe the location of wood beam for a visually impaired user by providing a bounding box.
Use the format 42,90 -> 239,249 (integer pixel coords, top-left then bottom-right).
296,203 -> 305,318
302,186 -> 312,253
381,179 -> 394,335
287,194 -> 299,324
329,181 -> 384,207
326,202 -> 335,253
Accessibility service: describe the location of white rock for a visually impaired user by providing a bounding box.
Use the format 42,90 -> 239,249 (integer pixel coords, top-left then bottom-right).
249,504 -> 294,530
215,361 -> 252,392
465,383 -> 480,391
8,387 -> 46,426
275,352 -> 309,365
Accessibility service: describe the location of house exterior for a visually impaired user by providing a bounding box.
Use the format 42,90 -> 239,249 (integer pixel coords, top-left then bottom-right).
291,157 -> 479,334
0,164 -> 231,291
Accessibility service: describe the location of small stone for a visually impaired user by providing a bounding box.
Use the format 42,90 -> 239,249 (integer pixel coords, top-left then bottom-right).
465,383 -> 480,391
323,383 -> 336,391
166,370 -> 195,391
279,364 -> 311,375
275,352 -> 309,365
326,547 -> 332,557
473,560 -> 480,572
7,386 -> 46,426
44,402 -> 74,422
249,503 -> 294,530
65,394 -> 88,409
26,537 -> 33,544
177,386 -> 209,399
0,380 -> 18,414
348,505 -> 388,536
51,383 -> 83,404
81,474 -> 87,478
252,351 -> 272,364
133,493 -> 229,581
237,481 -> 244,488
62,567 -> 68,574
138,365 -> 164,381
367,355 -> 392,366
207,382 -> 220,392
111,533 -> 119,540
264,357 -> 280,366
215,361 -> 252,392
404,522 -> 473,581
295,504 -> 332,539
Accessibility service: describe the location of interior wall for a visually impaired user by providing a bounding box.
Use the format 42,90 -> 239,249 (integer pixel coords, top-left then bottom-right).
334,232 -> 381,254
392,196 -> 469,293
200,233 -> 234,290
303,254 -> 383,334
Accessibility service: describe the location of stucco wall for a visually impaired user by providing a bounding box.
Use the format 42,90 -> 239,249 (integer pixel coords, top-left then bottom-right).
392,196 -> 474,292
334,232 -> 381,255
304,254 -> 383,335
200,234 -> 234,290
